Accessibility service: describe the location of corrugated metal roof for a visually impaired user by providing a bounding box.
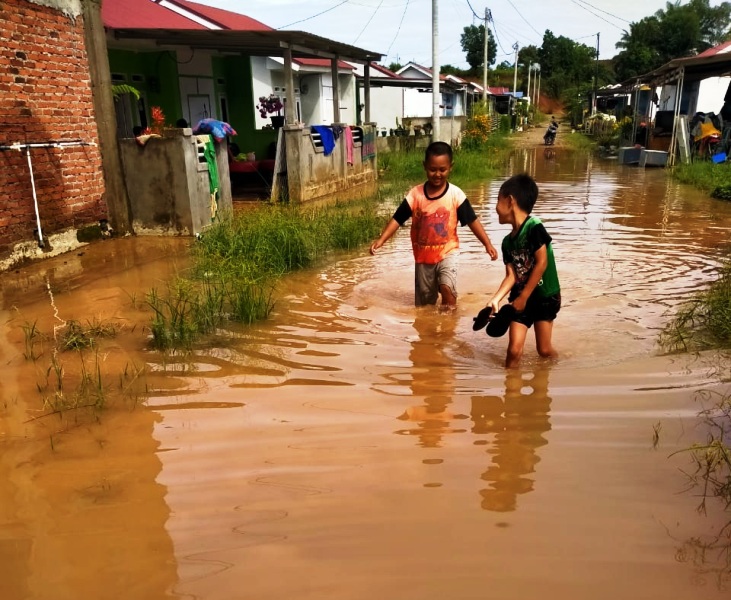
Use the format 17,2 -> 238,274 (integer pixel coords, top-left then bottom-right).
102,0 -> 207,29
170,0 -> 272,31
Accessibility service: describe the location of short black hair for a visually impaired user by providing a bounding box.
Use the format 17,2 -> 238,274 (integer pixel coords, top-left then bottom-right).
424,141 -> 453,163
499,173 -> 539,213
175,118 -> 189,128
132,125 -> 143,136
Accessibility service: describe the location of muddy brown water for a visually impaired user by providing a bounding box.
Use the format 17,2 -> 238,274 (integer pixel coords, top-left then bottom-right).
2,148 -> 731,599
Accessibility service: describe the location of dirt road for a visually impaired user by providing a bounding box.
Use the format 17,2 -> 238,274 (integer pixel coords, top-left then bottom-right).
511,114 -> 570,149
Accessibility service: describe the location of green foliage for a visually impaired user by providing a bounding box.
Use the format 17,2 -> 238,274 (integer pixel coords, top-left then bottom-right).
673,161 -> 731,194
147,200 -> 385,351
660,261 -> 731,352
460,24 -> 497,73
111,84 -> 141,100
614,0 -> 731,81
712,185 -> 731,200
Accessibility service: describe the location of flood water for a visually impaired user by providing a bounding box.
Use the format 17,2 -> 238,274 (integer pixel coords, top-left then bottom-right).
2,148 -> 731,599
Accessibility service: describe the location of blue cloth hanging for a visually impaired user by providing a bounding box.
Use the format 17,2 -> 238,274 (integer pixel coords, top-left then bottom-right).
311,125 -> 335,156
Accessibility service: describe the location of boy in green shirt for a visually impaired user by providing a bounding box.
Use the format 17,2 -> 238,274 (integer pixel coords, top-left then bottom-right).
486,173 -> 560,368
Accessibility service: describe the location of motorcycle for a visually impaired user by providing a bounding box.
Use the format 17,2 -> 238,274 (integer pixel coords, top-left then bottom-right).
544,122 -> 558,146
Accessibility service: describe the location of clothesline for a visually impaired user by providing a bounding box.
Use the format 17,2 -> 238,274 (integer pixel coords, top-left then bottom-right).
0,138 -> 96,249
0,139 -> 96,151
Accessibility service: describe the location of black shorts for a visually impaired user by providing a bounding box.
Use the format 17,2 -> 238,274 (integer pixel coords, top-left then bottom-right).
510,292 -> 561,328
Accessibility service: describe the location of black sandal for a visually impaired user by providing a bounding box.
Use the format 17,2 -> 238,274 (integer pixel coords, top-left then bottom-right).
472,306 -> 493,331
486,305 -> 516,338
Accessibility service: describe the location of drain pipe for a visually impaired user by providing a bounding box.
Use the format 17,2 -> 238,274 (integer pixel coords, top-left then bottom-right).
0,139 -> 95,248
25,146 -> 44,248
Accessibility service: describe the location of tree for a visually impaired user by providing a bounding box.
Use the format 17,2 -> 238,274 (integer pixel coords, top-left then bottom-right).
388,62 -> 402,73
460,24 -> 497,73
614,0 -> 731,81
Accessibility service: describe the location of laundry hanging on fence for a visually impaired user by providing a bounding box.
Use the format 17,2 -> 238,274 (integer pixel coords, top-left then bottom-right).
311,125 -> 336,156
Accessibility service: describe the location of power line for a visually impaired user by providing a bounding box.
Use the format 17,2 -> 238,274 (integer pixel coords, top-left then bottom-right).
464,0 -> 482,21
353,0 -> 384,44
489,14 -> 508,54
567,0 -> 625,31
505,0 -> 541,37
278,0 -> 351,29
574,0 -> 630,25
385,0 -> 410,59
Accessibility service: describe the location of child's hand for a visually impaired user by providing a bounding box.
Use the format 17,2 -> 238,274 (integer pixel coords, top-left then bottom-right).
486,243 -> 498,260
512,295 -> 527,313
488,298 -> 501,314
369,240 -> 382,255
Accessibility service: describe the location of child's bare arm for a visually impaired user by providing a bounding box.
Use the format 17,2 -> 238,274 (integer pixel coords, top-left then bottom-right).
370,219 -> 401,255
467,220 -> 498,260
488,264 -> 515,312
512,245 -> 548,312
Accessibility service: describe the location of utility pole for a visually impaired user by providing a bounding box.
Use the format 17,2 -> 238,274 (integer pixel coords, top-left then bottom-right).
536,64 -> 541,109
482,8 -> 490,103
432,0 -> 440,141
526,64 -> 531,109
512,42 -> 519,95
593,32 -> 600,115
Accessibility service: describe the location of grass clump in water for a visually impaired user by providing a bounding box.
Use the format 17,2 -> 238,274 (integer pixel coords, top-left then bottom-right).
660,261 -> 731,353
147,200 -> 384,351
673,161 -> 731,197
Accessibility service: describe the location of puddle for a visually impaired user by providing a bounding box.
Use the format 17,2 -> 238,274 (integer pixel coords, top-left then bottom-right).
1,149 -> 730,599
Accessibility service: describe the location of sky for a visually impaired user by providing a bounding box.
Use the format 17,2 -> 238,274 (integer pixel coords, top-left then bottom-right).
192,0 -> 721,69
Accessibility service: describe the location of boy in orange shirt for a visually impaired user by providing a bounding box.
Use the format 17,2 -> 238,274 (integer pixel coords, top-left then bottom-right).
370,141 -> 498,307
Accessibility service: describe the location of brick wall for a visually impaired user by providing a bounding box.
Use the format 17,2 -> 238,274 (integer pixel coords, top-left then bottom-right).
0,0 -> 106,259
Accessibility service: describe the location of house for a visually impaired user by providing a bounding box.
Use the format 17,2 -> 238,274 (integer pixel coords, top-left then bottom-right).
105,0 -> 383,206
0,0 -> 384,271
396,62 -> 475,118
104,0 -> 362,157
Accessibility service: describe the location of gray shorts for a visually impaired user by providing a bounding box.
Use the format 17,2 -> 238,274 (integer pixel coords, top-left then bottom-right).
414,253 -> 458,306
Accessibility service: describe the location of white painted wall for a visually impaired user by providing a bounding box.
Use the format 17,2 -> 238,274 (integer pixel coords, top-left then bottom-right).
404,88 -> 434,118
659,77 -> 729,116
697,77 -> 730,114
176,50 -> 216,126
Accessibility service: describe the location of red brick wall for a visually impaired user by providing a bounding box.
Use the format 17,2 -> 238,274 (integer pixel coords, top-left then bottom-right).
0,0 -> 106,256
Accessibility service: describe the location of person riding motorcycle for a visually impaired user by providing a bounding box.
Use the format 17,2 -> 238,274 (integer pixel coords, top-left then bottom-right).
544,116 -> 559,145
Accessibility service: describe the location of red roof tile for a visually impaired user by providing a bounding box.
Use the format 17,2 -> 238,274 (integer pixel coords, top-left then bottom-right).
696,41 -> 731,58
102,0 -> 273,31
171,0 -> 273,31
102,0 -> 206,29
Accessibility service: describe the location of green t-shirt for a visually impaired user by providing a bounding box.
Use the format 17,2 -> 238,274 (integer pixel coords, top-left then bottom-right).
501,216 -> 560,298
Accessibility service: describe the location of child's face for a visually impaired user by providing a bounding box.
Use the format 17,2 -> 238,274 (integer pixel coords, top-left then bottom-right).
495,193 -> 513,224
423,154 -> 452,189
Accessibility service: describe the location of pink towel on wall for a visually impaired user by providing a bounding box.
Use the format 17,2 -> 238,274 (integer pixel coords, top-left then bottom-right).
345,126 -> 354,166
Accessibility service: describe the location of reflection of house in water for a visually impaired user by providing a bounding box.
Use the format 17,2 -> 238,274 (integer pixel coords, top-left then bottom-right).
474,368 -> 552,512
394,313 -> 467,448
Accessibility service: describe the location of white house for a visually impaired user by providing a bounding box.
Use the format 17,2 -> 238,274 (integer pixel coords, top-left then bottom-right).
348,62 -> 404,132
396,62 -> 476,118
250,57 -> 358,128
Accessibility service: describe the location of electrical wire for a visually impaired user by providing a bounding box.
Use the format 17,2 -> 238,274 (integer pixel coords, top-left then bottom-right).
278,0 -> 351,29
505,0 -> 542,37
567,0 -> 625,30
385,0 -> 410,58
574,0 -> 630,24
353,0 -> 384,44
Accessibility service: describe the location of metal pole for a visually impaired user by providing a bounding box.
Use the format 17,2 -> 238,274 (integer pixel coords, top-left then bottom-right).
432,0 -> 440,141
482,8 -> 489,103
592,32 -> 600,115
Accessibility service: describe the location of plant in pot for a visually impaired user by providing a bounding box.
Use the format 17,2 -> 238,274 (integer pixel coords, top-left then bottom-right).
257,94 -> 284,128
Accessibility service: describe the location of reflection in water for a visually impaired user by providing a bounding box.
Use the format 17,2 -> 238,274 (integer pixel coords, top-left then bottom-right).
475,368 -> 551,512
395,311 -> 467,447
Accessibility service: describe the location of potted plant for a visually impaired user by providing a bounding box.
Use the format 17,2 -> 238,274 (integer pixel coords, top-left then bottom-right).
257,94 -> 284,128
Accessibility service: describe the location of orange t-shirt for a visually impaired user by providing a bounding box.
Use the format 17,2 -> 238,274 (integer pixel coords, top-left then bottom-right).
406,182 -> 465,264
